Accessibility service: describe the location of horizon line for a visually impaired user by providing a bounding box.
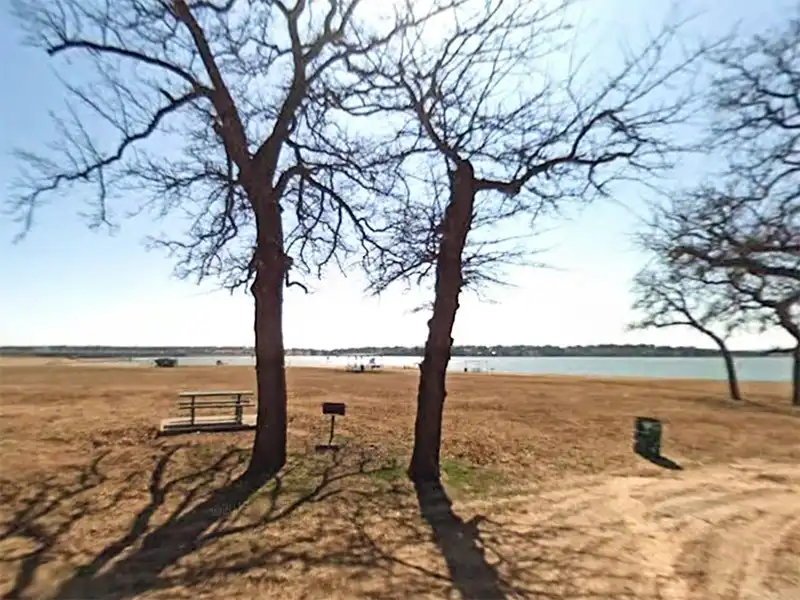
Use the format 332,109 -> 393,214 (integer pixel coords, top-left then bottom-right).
0,342 -> 784,353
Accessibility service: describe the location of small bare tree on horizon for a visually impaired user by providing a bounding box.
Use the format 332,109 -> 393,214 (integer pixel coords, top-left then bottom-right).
627,254 -> 746,401
340,0 -> 718,482
5,0 -> 455,481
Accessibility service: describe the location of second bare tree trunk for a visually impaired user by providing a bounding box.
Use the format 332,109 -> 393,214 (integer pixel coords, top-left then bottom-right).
711,336 -> 741,402
720,348 -> 742,402
245,201 -> 288,481
699,328 -> 742,402
408,162 -> 476,483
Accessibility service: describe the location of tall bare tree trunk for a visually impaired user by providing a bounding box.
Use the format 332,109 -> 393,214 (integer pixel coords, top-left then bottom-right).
775,309 -> 800,407
409,162 -> 476,483
721,348 -> 742,401
245,200 -> 288,481
708,333 -> 741,401
792,345 -> 800,407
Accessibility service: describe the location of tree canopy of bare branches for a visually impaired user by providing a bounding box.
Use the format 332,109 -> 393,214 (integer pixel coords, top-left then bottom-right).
628,251 -> 745,400
651,11 -> 800,404
7,0 -> 454,479
337,0 -> 718,481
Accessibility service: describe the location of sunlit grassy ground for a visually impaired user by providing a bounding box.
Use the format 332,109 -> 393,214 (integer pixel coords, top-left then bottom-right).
1,362 -> 798,599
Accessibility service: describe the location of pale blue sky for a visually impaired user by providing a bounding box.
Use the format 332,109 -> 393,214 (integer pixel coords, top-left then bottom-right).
0,0 -> 793,350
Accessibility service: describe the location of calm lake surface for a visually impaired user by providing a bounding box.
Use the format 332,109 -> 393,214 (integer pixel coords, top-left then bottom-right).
127,355 -> 790,383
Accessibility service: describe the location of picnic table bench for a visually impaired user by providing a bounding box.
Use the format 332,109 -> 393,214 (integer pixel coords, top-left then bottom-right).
177,390 -> 255,426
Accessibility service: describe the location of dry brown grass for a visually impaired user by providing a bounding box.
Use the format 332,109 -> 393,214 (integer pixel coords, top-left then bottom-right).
1,363 -> 799,599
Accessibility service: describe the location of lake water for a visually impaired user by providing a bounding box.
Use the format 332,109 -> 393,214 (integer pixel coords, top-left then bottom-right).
127,354 -> 790,383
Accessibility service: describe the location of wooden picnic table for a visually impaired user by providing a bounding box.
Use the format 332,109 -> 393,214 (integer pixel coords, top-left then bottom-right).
177,390 -> 255,426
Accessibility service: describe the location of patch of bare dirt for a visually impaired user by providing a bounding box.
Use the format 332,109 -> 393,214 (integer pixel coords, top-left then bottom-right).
429,460 -> 800,600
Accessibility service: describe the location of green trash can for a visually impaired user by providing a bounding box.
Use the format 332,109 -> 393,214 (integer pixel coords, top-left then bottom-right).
634,417 -> 662,458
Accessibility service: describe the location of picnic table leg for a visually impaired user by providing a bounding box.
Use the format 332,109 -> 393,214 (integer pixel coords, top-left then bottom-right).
235,395 -> 243,424
190,396 -> 196,425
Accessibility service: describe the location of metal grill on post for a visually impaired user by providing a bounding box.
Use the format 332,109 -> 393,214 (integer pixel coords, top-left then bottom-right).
316,402 -> 346,452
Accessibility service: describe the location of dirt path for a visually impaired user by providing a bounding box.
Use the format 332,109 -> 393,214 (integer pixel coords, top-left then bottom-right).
420,459 -> 800,600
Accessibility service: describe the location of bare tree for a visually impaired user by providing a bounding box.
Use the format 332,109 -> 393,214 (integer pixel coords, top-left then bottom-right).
366,161 -> 539,301
665,12 -> 800,404
341,0 -> 715,481
6,0 -> 450,480
628,260 -> 743,401
664,189 -> 800,403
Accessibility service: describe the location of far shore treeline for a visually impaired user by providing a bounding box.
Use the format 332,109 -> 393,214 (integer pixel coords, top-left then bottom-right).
0,344 -> 784,359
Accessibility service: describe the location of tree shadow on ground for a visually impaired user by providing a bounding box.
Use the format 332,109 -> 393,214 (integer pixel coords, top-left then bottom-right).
337,479 -> 664,600
2,445 -> 668,600
1,442 -> 381,600
740,399 -> 800,417
0,452 -> 118,600
413,480 -> 507,599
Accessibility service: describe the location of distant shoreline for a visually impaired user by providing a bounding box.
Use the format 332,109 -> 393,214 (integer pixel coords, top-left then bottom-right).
0,355 -> 791,386
0,352 -> 776,360
0,343 -> 782,360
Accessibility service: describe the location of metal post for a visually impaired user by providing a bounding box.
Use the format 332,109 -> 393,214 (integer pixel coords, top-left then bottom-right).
235,394 -> 243,424
328,415 -> 335,445
190,396 -> 196,425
